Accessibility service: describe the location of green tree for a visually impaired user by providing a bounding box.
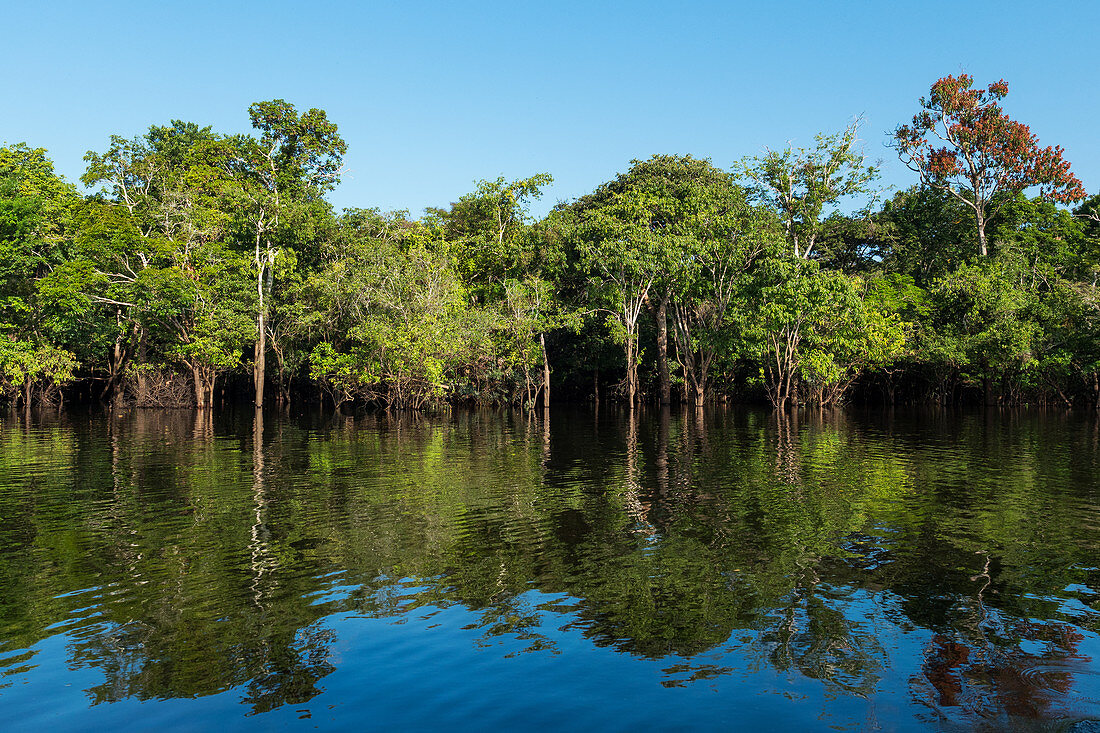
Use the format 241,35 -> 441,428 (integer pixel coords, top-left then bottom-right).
564,167 -> 671,405
307,211 -> 492,409
434,173 -> 558,403
434,173 -> 553,297
219,100 -> 346,408
0,144 -> 80,404
737,121 -> 879,260
742,259 -> 898,409
876,186 -> 974,284
72,121 -> 254,406
927,256 -> 1039,404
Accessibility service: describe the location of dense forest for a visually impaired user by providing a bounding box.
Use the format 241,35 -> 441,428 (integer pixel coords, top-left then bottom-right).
2,74 -> 1099,411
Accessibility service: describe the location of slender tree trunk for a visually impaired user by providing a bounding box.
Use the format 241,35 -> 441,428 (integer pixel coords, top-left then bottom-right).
625,331 -> 637,406
976,210 -> 988,257
254,324 -> 266,407
102,336 -> 123,401
540,333 -> 550,408
656,296 -> 670,405
254,239 -> 267,408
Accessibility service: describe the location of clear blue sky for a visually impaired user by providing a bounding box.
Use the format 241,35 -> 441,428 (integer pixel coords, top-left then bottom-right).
2,1 -> 1097,217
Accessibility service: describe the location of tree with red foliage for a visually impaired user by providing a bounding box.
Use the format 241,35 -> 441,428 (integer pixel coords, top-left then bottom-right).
893,74 -> 1086,256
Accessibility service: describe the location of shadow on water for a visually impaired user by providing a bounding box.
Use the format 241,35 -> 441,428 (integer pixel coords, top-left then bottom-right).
0,404 -> 1099,729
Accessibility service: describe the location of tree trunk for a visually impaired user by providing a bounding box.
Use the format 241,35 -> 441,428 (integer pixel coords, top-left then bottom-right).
625,334 -> 636,406
983,375 -> 995,406
254,240 -> 267,408
656,296 -> 670,405
254,321 -> 266,408
540,333 -> 550,408
193,367 -> 208,409
976,210 -> 988,257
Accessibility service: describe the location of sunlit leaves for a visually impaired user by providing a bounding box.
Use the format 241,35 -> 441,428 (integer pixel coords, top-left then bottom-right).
892,74 -> 1086,256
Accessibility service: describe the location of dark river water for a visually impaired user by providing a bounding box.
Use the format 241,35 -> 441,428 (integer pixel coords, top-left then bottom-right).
2,406 -> 1099,731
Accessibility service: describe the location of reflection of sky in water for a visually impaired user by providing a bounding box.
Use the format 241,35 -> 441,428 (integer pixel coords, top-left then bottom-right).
0,407 -> 1098,730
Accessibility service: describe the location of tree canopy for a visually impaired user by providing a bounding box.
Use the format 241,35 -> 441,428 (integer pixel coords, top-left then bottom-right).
2,74 -> 1098,411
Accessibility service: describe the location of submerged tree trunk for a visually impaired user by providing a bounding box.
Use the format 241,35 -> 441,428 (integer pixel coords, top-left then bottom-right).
540,333 -> 550,408
254,313 -> 266,408
100,313 -> 139,402
692,379 -> 705,408
655,296 -> 670,405
625,335 -> 637,406
191,364 -> 217,409
272,342 -> 291,407
254,237 -> 271,409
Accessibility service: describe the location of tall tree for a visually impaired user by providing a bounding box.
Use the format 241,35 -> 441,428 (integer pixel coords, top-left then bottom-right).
221,100 -> 346,408
564,165 -> 672,406
0,144 -> 79,404
892,74 -> 1086,257
737,121 -> 879,260
79,121 -> 233,402
625,157 -> 778,406
434,173 -> 557,404
435,173 -> 553,298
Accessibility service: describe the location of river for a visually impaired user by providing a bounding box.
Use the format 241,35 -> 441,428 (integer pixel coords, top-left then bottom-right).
1,406 -> 1098,730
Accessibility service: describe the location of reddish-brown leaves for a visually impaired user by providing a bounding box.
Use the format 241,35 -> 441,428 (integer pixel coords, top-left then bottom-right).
894,74 -> 1084,203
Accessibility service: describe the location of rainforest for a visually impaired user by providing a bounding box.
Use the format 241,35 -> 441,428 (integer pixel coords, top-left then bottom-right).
2,75 -> 1099,413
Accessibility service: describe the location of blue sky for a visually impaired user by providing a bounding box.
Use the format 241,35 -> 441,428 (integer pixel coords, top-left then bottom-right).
2,1 -> 1097,217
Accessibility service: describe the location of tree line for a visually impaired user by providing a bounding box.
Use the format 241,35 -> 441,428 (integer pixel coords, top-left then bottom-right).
2,74 -> 1099,410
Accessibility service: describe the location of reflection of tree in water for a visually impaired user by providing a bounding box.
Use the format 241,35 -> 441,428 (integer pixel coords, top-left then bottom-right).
753,568 -> 886,697
240,409 -> 335,714
3,407 -> 1100,723
243,623 -> 337,715
907,548 -> 1093,725
771,409 -> 801,485
47,410 -> 339,713
913,617 -> 1090,724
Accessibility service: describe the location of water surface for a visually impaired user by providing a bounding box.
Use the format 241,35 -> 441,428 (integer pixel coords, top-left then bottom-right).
1,406 -> 1099,731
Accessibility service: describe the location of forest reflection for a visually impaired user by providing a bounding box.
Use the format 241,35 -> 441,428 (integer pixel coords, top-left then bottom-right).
0,406 -> 1098,725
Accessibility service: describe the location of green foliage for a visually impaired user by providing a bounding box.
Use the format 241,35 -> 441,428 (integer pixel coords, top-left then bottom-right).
1,79 -> 1099,409
737,121 -> 879,260
737,258 -> 908,406
0,337 -> 76,401
307,222 -> 496,408
434,173 -> 553,298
